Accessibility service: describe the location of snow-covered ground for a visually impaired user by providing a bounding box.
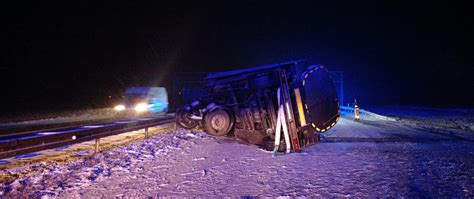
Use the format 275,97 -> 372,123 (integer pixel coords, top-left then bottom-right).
0,108 -> 116,128
366,106 -> 474,132
1,109 -> 474,197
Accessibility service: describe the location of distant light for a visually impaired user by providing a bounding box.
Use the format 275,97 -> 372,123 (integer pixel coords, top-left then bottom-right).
72,135 -> 76,140
114,105 -> 125,111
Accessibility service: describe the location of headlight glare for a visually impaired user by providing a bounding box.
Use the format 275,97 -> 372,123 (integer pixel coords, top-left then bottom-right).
134,103 -> 149,112
114,105 -> 125,111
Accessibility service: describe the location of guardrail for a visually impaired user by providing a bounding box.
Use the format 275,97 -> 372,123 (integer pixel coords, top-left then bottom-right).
0,117 -> 123,137
339,106 -> 395,121
0,115 -> 175,159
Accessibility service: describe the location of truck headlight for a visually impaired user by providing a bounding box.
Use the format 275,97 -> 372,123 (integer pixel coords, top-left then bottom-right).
134,103 -> 149,112
114,105 -> 125,111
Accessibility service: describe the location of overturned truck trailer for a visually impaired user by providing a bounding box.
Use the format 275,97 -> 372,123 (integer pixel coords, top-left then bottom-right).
176,60 -> 340,152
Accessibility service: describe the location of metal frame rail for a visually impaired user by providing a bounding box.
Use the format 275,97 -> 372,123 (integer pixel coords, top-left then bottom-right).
0,115 -> 175,159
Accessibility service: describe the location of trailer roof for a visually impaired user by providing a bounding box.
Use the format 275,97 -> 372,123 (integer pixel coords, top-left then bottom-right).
205,59 -> 304,79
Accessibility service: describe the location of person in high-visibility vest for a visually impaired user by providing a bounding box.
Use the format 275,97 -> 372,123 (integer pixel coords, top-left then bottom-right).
354,99 -> 360,121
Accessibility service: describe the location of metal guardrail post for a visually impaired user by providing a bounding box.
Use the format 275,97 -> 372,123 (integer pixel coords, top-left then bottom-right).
94,138 -> 100,153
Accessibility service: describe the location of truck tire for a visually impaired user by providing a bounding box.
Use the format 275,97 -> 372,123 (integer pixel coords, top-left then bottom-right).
261,137 -> 288,152
176,107 -> 198,129
203,107 -> 234,136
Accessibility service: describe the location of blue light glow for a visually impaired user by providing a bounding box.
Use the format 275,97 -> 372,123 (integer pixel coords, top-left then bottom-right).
149,100 -> 168,112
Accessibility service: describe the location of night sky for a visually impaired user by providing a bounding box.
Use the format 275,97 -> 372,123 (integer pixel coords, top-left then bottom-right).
1,1 -> 473,113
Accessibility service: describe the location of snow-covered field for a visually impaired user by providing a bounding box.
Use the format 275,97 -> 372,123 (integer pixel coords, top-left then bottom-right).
367,106 -> 474,132
1,109 -> 474,198
0,108 -> 116,128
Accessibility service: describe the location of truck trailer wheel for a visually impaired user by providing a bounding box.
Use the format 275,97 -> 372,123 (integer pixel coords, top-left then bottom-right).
261,138 -> 288,152
203,107 -> 234,136
176,107 -> 198,129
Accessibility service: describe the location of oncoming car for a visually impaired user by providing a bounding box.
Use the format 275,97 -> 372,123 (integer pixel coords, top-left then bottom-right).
114,87 -> 168,116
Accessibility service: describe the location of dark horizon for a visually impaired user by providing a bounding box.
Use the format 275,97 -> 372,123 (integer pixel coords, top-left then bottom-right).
1,1 -> 474,113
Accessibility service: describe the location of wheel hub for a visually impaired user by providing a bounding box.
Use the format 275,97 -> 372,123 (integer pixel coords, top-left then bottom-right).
211,114 -> 226,130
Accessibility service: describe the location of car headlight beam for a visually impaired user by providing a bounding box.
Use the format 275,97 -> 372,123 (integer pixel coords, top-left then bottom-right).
134,103 -> 149,112
114,105 -> 126,111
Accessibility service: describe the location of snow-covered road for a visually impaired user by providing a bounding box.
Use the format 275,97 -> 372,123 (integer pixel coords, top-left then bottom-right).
1,115 -> 474,198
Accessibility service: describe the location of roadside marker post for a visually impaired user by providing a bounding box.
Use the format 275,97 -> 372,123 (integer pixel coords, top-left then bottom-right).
354,99 -> 360,121
94,138 -> 100,153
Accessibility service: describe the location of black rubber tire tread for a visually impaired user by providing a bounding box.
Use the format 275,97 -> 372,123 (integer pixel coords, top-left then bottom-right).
260,138 -> 287,152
